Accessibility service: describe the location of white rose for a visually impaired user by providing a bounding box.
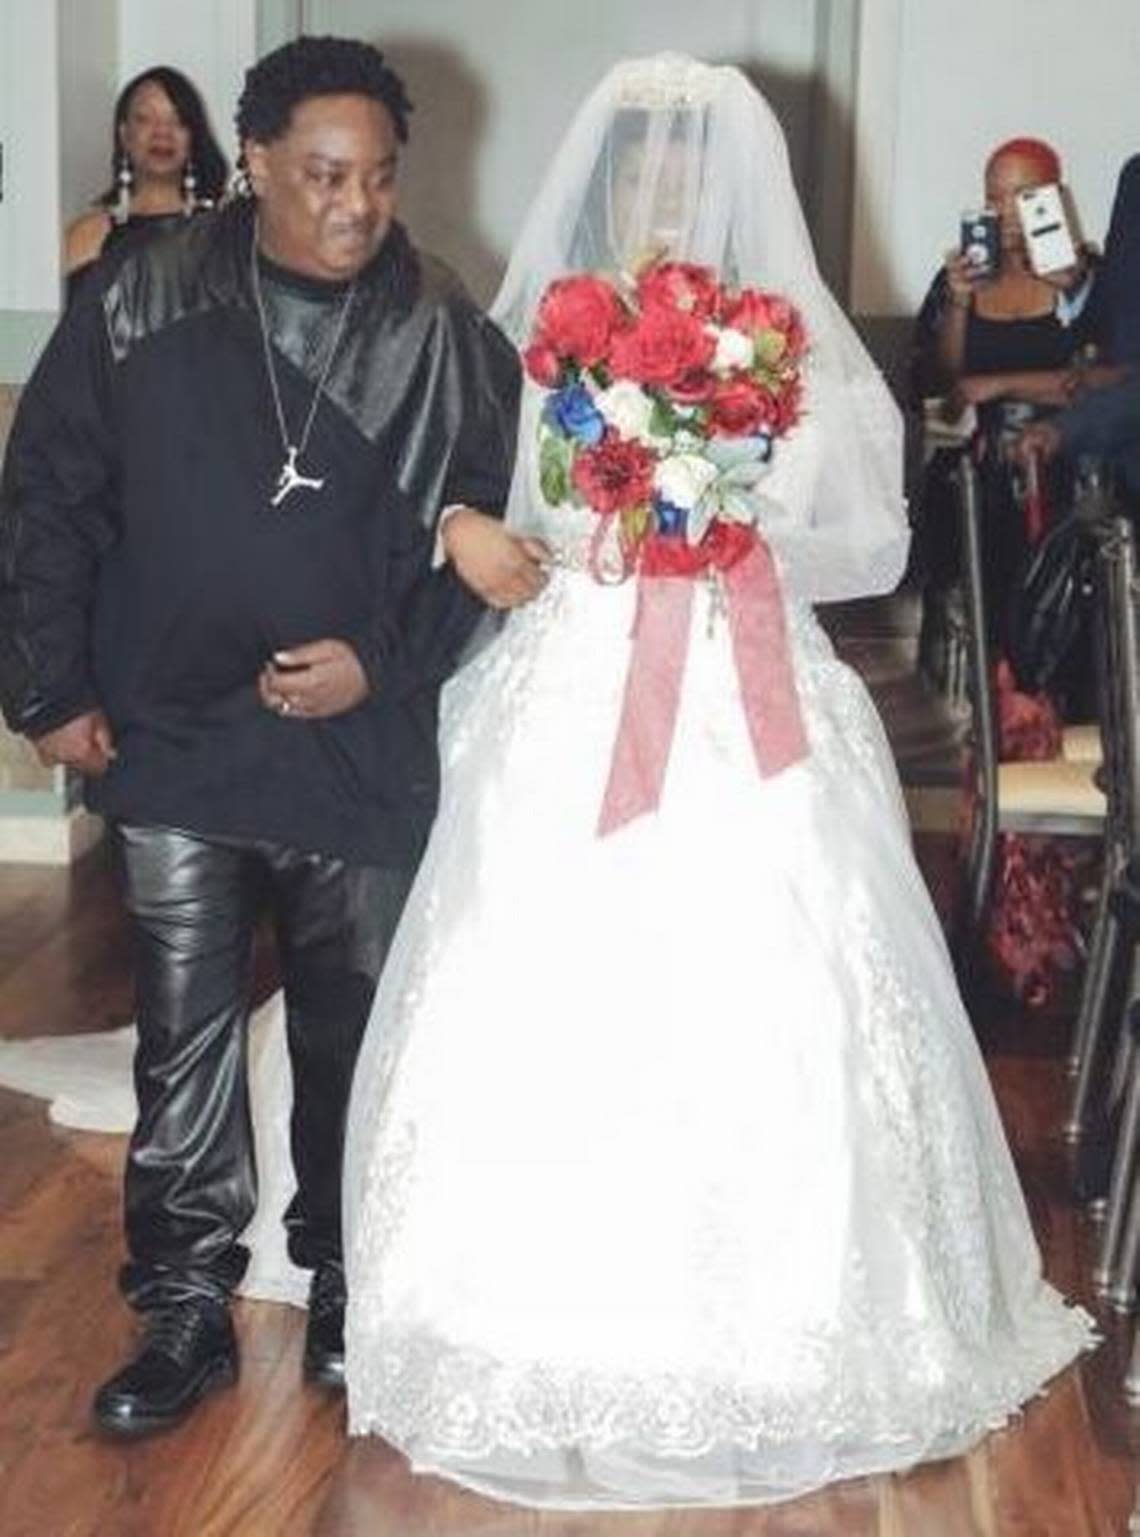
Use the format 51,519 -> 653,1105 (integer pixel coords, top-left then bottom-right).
654,453 -> 719,510
592,380 -> 660,445
710,325 -> 754,374
672,428 -> 705,455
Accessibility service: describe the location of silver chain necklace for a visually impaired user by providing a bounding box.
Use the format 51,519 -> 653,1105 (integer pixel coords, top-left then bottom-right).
249,226 -> 358,508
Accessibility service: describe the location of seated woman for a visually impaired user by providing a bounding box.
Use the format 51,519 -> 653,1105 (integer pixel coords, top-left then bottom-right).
913,140 -> 1106,1008
64,66 -> 227,300
912,136 -> 1098,705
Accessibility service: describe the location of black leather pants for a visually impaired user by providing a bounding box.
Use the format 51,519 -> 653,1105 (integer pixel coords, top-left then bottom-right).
113,823 -> 412,1311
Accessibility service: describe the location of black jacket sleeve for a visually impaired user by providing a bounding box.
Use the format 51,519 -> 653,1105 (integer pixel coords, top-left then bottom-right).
1058,370 -> 1140,457
350,303 -> 522,698
0,288 -> 120,736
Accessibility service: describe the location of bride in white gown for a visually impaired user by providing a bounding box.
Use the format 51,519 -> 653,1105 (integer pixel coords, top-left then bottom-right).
0,52 -> 1093,1513
337,55 -> 1094,1509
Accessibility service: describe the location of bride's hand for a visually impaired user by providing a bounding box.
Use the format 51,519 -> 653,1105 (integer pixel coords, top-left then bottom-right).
443,508 -> 550,609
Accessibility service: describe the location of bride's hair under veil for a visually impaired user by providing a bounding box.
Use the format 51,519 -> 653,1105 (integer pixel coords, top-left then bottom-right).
492,53 -> 908,603
589,105 -> 710,276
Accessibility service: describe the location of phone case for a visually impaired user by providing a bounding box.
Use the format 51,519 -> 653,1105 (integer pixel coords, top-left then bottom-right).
1016,183 -> 1077,275
960,211 -> 1000,276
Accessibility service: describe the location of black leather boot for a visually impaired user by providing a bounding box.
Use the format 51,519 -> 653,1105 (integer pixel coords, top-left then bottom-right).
93,1300 -> 238,1437
303,1261 -> 346,1388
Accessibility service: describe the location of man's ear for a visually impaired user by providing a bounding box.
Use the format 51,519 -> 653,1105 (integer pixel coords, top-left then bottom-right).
243,139 -> 269,198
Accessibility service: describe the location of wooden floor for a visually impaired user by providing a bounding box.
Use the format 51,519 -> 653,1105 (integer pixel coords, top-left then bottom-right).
1,614 -> 1139,1534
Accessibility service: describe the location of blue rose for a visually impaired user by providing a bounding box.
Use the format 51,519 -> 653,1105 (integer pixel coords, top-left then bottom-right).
545,385 -> 605,446
654,497 -> 688,538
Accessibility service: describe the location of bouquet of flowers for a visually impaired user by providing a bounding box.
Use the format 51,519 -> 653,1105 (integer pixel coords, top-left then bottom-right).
524,261 -> 807,578
523,262 -> 812,838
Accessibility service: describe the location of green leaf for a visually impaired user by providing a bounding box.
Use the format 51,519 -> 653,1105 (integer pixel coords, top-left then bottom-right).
754,329 -> 787,367
539,429 -> 572,506
622,502 -> 651,548
649,396 -> 678,439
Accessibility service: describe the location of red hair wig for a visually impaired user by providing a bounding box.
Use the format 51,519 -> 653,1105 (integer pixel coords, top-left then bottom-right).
986,137 -> 1062,185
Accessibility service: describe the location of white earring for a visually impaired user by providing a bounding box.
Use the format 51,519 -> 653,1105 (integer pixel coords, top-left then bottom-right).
114,151 -> 133,223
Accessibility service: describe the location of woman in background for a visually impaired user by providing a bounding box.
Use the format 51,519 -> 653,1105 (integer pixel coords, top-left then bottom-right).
914,138 -> 1105,1008
912,136 -> 1098,682
64,66 -> 227,298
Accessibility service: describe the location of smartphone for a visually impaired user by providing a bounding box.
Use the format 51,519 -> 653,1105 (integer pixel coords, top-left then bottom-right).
1016,183 -> 1078,275
959,209 -> 1000,277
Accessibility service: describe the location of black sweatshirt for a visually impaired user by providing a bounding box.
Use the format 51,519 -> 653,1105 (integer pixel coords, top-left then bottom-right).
0,203 -> 521,866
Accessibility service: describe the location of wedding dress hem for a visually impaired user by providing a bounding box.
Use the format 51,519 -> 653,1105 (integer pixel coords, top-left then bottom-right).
347,1296 -> 1095,1510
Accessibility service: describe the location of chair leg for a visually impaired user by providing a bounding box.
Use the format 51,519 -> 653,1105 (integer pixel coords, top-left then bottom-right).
1068,854 -> 1117,1078
953,453 -> 999,980
1125,1325 -> 1140,1405
1094,1022 -> 1140,1297
1066,911 -> 1129,1142
1108,1203 -> 1140,1315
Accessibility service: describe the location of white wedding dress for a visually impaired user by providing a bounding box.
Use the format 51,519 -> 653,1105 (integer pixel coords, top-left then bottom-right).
337,401 -> 1093,1508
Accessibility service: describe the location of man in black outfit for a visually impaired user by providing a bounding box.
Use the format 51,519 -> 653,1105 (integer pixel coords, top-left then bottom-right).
1015,155 -> 1140,501
0,37 -> 542,1436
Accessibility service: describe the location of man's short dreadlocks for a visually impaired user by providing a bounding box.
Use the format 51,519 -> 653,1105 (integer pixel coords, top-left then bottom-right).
236,35 -> 412,145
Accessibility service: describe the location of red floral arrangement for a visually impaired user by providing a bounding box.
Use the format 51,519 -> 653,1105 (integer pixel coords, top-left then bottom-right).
985,664 -> 1090,1009
524,262 -> 807,577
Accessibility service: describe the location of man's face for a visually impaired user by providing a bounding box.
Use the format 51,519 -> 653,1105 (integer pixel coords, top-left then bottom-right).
246,94 -> 399,280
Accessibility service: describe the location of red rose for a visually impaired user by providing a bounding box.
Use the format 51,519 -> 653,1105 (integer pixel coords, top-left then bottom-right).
725,290 -> 807,359
571,432 -> 656,514
523,342 -> 563,387
608,306 -> 715,388
637,262 -> 724,321
670,368 -> 718,405
534,275 -> 625,367
708,374 -> 780,436
772,373 -> 804,435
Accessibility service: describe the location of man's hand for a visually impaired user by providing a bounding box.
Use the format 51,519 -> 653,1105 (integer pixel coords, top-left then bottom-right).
1010,421 -> 1062,469
260,639 -> 369,720
442,507 -> 550,610
32,709 -> 116,776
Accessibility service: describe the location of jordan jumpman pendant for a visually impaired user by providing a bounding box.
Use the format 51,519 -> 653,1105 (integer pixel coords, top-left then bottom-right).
271,445 -> 325,508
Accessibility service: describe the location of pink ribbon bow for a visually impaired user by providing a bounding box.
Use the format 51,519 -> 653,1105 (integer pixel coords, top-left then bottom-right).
597,524 -> 809,837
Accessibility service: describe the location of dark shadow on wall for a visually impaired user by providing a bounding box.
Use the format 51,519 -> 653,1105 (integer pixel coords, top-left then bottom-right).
365,35 -> 508,307
738,57 -> 906,398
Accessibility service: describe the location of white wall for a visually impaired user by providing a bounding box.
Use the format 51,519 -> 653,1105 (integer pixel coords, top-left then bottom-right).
59,0 -> 119,230
117,0 -> 257,170
0,1 -> 61,311
854,0 -> 1140,315
306,0 -> 837,305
